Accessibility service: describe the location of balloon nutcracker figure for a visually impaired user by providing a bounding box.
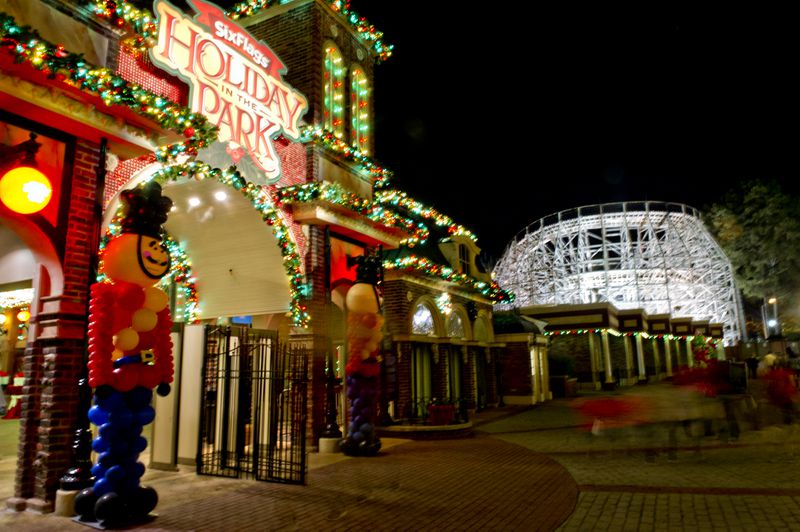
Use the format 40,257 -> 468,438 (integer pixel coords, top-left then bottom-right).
340,254 -> 384,456
74,181 -> 174,525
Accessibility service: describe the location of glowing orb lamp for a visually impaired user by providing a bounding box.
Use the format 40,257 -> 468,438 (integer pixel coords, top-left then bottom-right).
16,309 -> 31,322
0,166 -> 53,214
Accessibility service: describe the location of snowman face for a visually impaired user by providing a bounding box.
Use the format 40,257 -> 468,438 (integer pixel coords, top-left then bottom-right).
138,235 -> 170,279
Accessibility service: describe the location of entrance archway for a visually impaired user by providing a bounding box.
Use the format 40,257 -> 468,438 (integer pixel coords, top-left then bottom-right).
102,168 -> 297,472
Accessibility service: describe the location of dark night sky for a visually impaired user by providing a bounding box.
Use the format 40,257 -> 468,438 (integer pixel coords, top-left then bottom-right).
345,2 -> 798,260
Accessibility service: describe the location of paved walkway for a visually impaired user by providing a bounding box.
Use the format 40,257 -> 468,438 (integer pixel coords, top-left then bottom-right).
482,381 -> 800,531
3,379 -> 800,531
1,432 -> 577,531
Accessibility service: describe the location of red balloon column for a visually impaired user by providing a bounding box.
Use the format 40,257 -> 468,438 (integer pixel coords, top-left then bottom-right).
74,182 -> 174,526
340,255 -> 384,456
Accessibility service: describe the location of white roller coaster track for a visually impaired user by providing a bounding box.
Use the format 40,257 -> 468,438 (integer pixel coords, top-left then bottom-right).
494,201 -> 745,345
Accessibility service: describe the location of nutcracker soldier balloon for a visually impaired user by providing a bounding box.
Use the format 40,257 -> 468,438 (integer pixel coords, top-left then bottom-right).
340,254 -> 384,456
74,182 -> 174,525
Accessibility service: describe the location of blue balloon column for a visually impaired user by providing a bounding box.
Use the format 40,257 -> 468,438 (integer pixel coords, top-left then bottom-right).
341,367 -> 381,456
75,387 -> 159,523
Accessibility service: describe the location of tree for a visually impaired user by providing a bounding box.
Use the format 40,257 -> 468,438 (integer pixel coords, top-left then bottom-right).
705,180 -> 800,305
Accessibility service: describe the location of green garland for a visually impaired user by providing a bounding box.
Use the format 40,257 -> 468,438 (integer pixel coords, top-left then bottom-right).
149,162 -> 310,327
374,190 -> 477,242
275,181 -> 427,243
383,255 -> 514,304
0,12 -> 217,165
301,125 -> 392,188
93,0 -> 393,62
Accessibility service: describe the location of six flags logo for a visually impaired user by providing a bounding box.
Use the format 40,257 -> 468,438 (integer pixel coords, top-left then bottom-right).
151,0 -> 308,183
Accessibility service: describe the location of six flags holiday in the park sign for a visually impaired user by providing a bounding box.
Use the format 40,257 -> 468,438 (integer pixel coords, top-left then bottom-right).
151,0 -> 308,184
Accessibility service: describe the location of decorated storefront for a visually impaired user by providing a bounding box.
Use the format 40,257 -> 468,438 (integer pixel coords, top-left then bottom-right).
0,0 -> 514,517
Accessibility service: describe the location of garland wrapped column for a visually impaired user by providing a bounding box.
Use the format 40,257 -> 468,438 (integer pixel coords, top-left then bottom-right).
340,254 -> 383,456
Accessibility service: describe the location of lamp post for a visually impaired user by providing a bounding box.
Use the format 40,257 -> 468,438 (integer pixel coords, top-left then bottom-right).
768,297 -> 781,337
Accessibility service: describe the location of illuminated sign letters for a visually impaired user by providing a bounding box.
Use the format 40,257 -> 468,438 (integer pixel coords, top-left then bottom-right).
151,0 -> 308,184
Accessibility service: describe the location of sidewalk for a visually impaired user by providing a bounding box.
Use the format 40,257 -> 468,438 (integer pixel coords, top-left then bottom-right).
4,379 -> 799,531
480,380 -> 800,531
1,428 -> 577,531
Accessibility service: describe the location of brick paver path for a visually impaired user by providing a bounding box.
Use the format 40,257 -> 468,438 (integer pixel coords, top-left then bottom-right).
1,434 -> 578,531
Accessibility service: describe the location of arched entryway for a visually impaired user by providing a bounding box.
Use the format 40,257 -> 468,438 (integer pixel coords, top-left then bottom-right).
102,169 -> 302,480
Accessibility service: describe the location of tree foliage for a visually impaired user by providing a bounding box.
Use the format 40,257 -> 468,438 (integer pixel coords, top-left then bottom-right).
705,180 -> 800,302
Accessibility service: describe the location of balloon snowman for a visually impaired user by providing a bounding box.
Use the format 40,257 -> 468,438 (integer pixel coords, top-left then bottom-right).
74,181 -> 174,525
340,254 -> 384,456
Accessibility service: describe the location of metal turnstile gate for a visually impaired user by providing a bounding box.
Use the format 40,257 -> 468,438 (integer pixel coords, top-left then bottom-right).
197,326 -> 308,484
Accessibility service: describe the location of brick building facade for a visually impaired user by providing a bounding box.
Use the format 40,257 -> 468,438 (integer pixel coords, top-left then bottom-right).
0,0 -> 517,513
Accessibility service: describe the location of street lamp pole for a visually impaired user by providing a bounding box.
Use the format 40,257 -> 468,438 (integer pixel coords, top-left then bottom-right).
768,297 -> 781,337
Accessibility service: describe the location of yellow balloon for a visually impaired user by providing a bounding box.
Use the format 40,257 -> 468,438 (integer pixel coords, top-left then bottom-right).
345,283 -> 380,313
113,327 -> 139,351
111,349 -> 125,362
132,308 -> 157,332
143,286 -> 169,312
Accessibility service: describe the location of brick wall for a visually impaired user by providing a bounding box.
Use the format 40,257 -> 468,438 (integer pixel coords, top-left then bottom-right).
502,341 -> 533,397
394,342 -> 412,419
116,49 -> 188,105
464,348 -> 477,410
383,278 -> 492,338
250,3 -> 320,125
610,335 -> 626,379
14,140 -> 101,510
249,2 -> 376,153
485,349 -> 498,406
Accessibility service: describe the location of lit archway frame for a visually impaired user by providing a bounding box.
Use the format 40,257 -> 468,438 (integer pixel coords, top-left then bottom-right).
100,162 -> 309,326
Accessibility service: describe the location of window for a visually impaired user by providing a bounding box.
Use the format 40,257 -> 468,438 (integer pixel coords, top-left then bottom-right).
323,45 -> 345,137
447,313 -> 465,339
350,67 -> 370,153
458,244 -> 470,275
411,303 -> 435,336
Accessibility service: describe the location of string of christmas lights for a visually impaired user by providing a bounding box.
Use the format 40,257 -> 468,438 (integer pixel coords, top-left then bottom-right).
0,13 -> 217,166
226,0 -> 393,62
91,0 -> 158,51
92,0 -> 393,62
301,126 -> 392,187
374,190 -> 477,242
2,8 -> 510,324
98,163 -> 310,326
383,255 -> 514,304
274,181 -> 426,242
150,163 -> 311,327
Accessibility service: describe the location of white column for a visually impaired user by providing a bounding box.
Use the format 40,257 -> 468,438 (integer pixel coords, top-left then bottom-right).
530,345 -> 540,404
588,333 -> 599,390
686,338 -> 694,368
635,334 -> 646,381
151,329 -> 182,470
601,330 -> 614,384
177,324 -> 205,465
541,344 -> 551,400
716,342 -> 726,361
